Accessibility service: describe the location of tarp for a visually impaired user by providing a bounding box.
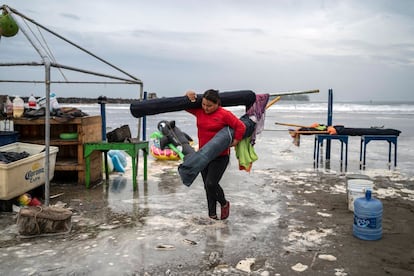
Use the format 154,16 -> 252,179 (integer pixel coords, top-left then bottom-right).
334,126 -> 401,136
294,126 -> 401,136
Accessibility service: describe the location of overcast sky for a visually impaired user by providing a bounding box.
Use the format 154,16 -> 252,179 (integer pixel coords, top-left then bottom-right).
1,0 -> 414,102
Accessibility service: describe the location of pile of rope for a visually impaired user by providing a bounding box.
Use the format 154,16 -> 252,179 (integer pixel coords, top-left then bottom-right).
17,206 -> 72,237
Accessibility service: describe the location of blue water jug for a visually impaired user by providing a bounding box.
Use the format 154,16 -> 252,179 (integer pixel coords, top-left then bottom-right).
353,190 -> 383,240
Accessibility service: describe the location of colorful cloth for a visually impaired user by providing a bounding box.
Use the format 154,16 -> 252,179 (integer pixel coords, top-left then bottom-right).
246,94 -> 269,144
235,136 -> 258,172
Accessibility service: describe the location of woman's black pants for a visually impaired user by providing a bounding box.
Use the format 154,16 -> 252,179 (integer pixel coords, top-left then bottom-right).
201,155 -> 229,217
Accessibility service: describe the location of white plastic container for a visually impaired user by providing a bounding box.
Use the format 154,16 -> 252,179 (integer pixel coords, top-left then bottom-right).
12,96 -> 24,118
5,96 -> 13,117
28,94 -> 37,108
50,93 -> 59,110
346,174 -> 371,203
0,142 -> 59,200
37,92 -> 59,110
347,179 -> 374,212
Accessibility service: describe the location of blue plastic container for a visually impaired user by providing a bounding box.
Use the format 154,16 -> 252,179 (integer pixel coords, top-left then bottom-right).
0,131 -> 19,146
353,190 -> 383,240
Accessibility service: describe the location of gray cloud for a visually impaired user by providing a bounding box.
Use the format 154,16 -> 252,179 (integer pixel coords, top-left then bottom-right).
225,28 -> 265,35
60,13 -> 81,21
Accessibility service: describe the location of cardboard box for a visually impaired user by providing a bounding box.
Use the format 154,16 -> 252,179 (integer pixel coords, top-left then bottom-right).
0,143 -> 58,200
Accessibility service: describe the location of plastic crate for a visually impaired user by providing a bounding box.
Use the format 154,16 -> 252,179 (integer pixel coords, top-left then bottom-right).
0,131 -> 19,146
0,143 -> 59,200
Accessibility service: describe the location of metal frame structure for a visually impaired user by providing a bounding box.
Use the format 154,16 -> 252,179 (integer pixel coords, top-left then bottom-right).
0,5 -> 144,205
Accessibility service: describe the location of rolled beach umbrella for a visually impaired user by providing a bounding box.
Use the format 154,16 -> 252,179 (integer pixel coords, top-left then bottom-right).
130,90 -> 257,118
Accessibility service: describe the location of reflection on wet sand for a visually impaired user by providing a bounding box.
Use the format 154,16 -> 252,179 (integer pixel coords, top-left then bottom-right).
0,102 -> 413,274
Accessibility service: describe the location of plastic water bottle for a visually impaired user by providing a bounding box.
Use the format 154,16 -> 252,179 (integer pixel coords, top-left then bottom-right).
353,190 -> 383,240
28,94 -> 37,109
5,96 -> 13,117
12,96 -> 24,118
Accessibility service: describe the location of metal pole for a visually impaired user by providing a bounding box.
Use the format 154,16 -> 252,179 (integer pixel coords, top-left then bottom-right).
97,96 -> 109,182
98,96 -> 107,141
2,5 -> 145,199
6,6 -> 54,206
325,89 -> 333,168
268,89 -> 319,97
44,60 -> 51,206
136,84 -> 143,140
143,91 -> 147,141
3,7 -> 46,61
327,89 -> 333,126
6,5 -> 142,84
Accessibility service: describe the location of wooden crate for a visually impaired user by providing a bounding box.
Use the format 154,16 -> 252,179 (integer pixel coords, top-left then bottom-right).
14,116 -> 103,185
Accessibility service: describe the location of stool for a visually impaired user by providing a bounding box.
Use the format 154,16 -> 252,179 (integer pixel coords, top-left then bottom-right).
314,134 -> 348,171
84,141 -> 149,190
359,135 -> 397,170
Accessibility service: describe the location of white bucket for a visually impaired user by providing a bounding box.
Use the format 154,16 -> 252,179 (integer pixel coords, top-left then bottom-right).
347,179 -> 374,212
345,174 -> 371,203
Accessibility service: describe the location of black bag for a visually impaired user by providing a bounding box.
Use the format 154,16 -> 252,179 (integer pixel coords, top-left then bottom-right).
106,125 -> 131,142
240,114 -> 257,138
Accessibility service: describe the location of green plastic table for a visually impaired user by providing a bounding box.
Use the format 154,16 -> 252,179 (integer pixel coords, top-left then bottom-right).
84,141 -> 148,189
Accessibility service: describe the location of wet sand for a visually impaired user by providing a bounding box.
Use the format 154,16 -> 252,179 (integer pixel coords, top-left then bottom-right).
1,102 -> 414,275
0,152 -> 413,275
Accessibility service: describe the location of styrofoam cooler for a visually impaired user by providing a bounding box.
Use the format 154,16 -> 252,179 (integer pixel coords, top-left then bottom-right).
0,143 -> 59,200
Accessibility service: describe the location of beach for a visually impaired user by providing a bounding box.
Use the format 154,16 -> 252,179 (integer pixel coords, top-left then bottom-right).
0,100 -> 413,275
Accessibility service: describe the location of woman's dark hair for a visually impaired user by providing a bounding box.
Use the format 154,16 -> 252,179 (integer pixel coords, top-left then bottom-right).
203,89 -> 221,105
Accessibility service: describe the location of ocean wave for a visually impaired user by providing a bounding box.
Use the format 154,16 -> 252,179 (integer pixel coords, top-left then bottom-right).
268,102 -> 414,114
